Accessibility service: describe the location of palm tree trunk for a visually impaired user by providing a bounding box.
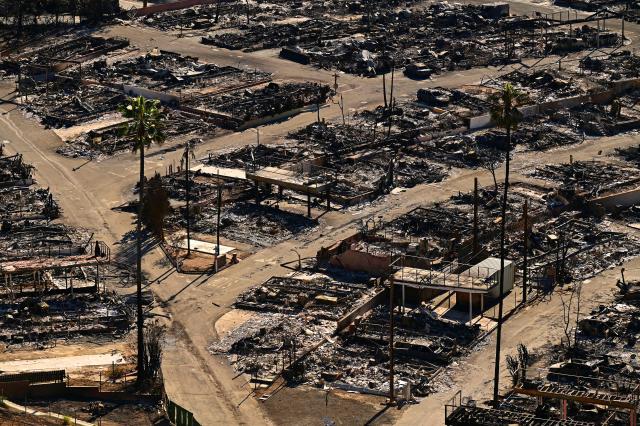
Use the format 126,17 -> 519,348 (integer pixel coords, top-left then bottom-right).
185,145 -> 191,256
136,141 -> 145,384
493,127 -> 511,405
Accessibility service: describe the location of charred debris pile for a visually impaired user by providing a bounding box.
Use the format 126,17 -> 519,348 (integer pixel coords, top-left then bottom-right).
0,153 -> 59,239
22,78 -> 126,129
183,82 -> 332,123
203,2 -> 619,77
1,35 -> 129,76
334,174 -> 640,288
581,50 -> 640,81
167,199 -> 318,249
368,182 -> 547,262
139,1 -> 293,32
555,0 -> 639,13
448,280 -> 640,425
139,0 -> 425,33
57,110 -> 216,159
212,272 -> 480,397
235,275 -> 375,320
61,50 -> 272,95
12,44 -> 332,158
0,152 -> 135,348
199,120 -> 448,209
155,150 -> 319,250
531,160 -> 640,198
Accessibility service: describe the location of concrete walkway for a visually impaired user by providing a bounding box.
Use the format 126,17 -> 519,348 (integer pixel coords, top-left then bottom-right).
0,353 -> 125,373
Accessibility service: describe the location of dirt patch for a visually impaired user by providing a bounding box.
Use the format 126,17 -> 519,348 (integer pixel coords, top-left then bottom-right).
0,340 -> 132,363
214,309 -> 255,339
261,385 -> 401,426
27,398 -> 164,426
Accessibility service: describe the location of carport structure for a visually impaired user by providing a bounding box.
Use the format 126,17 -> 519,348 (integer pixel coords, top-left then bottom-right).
0,242 -> 110,297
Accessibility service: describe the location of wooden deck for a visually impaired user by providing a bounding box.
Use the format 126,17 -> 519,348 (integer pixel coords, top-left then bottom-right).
247,166 -> 328,193
393,267 -> 495,294
0,254 -> 101,274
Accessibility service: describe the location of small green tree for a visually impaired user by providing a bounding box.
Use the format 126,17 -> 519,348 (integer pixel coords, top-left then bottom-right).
143,320 -> 165,384
119,96 -> 165,384
506,354 -> 520,386
517,343 -> 530,382
142,173 -> 171,241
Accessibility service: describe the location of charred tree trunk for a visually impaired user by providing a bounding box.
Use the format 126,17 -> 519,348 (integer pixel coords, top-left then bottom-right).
215,0 -> 222,23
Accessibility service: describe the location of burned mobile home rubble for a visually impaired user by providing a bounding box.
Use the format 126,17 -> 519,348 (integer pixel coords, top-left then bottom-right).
150,150 -> 321,272
202,2 -> 621,77
138,1 -> 292,33
194,120 -> 449,214
10,42 -> 333,157
554,0 -> 640,13
531,160 -> 640,198
180,128 -> 640,407
2,35 -> 130,77
0,152 -> 134,348
181,81 -> 333,125
21,79 -> 126,129
446,279 -> 640,425
137,0 -> 426,34
57,109 -> 218,159
60,49 -> 273,96
320,169 -> 640,306
212,269 -> 483,397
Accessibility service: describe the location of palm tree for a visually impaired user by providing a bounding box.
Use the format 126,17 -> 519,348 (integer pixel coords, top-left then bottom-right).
489,83 -> 526,405
119,96 -> 165,384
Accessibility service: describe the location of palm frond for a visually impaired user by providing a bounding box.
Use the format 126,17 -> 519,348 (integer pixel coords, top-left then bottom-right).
118,96 -> 166,153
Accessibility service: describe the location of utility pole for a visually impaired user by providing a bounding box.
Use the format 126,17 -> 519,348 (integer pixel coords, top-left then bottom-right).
522,199 -> 528,303
216,178 -> 222,257
622,2 -> 628,42
388,275 -> 395,406
182,142 -> 194,256
17,64 -> 21,101
473,177 -> 479,255
326,181 -> 331,212
382,72 -> 388,109
574,280 -> 582,347
387,63 -> 395,137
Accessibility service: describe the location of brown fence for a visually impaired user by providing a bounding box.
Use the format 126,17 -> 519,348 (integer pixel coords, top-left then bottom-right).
0,370 -> 65,385
164,394 -> 201,426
